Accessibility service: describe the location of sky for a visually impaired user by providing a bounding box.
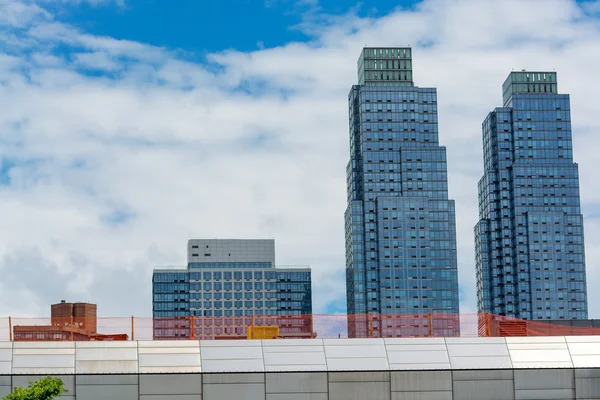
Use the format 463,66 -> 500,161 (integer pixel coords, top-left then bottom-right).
0,0 -> 600,322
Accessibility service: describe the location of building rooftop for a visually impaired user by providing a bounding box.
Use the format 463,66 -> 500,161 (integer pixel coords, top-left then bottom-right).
0,336 -> 598,374
502,70 -> 558,106
357,47 -> 414,87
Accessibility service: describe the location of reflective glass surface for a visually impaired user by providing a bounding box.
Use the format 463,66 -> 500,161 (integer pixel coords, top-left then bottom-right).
475,72 -> 588,320
345,48 -> 460,338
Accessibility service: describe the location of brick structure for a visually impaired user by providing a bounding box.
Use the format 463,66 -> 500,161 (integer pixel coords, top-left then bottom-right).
13,301 -> 126,341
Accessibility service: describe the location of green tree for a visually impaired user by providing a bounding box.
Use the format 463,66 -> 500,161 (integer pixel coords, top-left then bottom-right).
2,377 -> 67,400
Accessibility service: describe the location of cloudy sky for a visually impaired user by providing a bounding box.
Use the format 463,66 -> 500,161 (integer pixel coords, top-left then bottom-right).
0,0 -> 599,321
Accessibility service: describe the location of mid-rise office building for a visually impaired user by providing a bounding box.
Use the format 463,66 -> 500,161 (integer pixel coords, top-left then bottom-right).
344,47 -> 460,338
153,239 -> 313,339
475,71 -> 588,320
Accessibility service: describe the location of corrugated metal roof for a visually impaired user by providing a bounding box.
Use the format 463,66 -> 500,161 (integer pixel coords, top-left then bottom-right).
1,336 -> 599,374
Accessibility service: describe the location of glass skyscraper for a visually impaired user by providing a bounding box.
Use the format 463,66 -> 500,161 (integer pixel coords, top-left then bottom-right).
345,47 -> 460,338
475,71 -> 588,321
153,239 -> 313,339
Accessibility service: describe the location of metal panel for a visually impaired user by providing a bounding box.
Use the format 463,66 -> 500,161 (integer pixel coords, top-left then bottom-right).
391,393 -> 452,400
385,338 -> 446,345
566,336 -> 600,368
329,382 -> 391,400
0,342 -> 12,375
391,371 -> 451,392
11,342 -> 75,375
514,369 -> 574,390
138,340 -> 201,373
385,338 -> 450,370
263,340 -> 326,371
514,389 -> 574,400
265,372 -> 327,394
263,351 -> 327,371
446,339 -> 511,370
262,339 -> 324,348
575,368 -> 600,399
75,342 -> 138,374
203,373 -> 264,384
200,346 -> 263,359
514,369 -> 575,399
76,384 -> 138,400
452,370 -> 513,380
452,380 -> 514,400
140,396 -> 202,400
202,359 -> 265,373
327,357 -> 389,371
329,371 -> 390,382
77,375 -> 138,385
200,340 -> 264,373
575,379 -> 600,399
325,339 -> 388,371
506,337 -> 573,368
139,374 -> 202,395
203,383 -> 265,400
391,370 -> 453,400
266,394 -> 327,400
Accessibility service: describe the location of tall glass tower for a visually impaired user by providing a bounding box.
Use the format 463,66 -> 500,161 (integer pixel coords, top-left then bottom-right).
345,47 -> 460,338
475,71 -> 588,321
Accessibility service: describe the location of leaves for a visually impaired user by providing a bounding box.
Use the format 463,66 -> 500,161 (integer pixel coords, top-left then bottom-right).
3,377 -> 67,400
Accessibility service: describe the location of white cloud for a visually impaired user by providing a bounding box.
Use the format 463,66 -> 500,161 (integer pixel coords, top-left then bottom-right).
0,0 -> 599,329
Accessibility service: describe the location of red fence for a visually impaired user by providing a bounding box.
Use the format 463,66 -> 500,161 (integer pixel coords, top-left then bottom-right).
1,313 -> 598,341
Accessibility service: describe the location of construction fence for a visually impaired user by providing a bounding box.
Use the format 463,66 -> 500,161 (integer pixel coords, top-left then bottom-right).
0,313 -> 599,341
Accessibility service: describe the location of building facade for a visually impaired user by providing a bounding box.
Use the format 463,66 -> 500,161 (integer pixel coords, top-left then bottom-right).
153,239 -> 313,339
475,71 -> 588,320
345,47 -> 460,338
13,301 -> 128,341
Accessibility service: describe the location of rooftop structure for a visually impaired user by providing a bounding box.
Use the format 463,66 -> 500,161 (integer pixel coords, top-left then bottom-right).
0,337 -> 599,398
12,301 -> 128,342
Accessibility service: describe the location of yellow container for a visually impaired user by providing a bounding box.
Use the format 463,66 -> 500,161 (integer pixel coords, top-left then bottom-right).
247,325 -> 279,340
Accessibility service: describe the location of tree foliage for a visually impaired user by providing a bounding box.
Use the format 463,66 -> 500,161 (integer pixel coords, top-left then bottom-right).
2,377 -> 67,400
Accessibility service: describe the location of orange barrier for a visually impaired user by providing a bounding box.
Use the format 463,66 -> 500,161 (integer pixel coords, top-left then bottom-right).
0,313 -> 598,341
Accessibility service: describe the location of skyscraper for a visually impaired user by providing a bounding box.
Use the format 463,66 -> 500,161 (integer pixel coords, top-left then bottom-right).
475,71 -> 588,320
345,47 -> 460,338
153,239 -> 313,339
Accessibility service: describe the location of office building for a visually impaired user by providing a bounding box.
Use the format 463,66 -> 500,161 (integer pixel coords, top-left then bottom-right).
153,239 -> 313,339
475,71 -> 588,320
344,47 -> 460,338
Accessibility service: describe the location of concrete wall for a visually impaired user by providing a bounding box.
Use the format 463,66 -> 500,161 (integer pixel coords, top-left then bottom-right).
1,369 -> 599,400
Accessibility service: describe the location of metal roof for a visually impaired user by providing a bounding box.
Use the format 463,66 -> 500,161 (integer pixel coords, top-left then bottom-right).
0,336 -> 599,375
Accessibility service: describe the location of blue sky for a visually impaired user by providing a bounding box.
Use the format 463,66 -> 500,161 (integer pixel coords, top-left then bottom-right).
43,0 -> 414,54
1,0 -> 600,324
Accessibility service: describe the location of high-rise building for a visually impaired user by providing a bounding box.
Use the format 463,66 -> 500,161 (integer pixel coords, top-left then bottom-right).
153,239 -> 313,339
475,71 -> 588,320
345,47 -> 460,338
